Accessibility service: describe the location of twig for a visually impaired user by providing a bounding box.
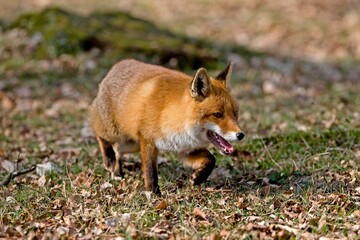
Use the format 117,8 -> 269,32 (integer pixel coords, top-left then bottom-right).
0,165 -> 36,186
274,224 -> 301,235
260,138 -> 282,169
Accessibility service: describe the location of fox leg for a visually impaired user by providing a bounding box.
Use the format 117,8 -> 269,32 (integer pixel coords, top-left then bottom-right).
96,136 -> 125,177
183,149 -> 216,186
112,139 -> 140,177
96,136 -> 120,176
112,142 -> 124,178
139,135 -> 161,195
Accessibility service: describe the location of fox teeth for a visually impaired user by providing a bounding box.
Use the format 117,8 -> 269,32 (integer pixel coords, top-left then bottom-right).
206,130 -> 234,155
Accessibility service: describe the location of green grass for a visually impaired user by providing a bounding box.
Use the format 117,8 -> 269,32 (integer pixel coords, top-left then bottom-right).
1,73 -> 359,238
1,71 -> 360,238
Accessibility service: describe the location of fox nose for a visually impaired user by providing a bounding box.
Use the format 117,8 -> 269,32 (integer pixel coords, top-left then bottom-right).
236,132 -> 245,141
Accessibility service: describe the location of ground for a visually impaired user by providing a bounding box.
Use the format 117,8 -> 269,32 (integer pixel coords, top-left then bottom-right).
0,1 -> 360,239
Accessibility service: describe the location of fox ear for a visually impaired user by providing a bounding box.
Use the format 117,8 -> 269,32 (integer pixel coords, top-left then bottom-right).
191,68 -> 211,101
215,62 -> 233,85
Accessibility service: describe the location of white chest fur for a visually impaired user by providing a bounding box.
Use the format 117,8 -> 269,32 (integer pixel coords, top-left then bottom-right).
155,127 -> 208,153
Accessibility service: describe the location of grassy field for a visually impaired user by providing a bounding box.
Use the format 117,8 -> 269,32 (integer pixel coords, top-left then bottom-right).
1,1 -> 360,239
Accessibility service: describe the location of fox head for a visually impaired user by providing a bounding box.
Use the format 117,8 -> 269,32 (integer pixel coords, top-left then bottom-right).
189,63 -> 245,155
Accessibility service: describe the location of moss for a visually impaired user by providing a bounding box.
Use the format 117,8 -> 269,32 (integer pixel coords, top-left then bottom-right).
9,8 -> 88,57
4,8 -> 212,68
6,7 -> 260,70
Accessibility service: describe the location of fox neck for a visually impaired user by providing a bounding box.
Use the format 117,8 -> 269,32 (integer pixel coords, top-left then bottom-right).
155,106 -> 209,153
154,126 -> 208,153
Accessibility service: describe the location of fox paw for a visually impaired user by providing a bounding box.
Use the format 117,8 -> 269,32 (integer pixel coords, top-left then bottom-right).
110,171 -> 124,180
144,185 -> 161,196
190,175 -> 205,186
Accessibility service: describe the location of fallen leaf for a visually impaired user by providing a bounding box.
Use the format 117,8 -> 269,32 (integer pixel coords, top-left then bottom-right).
6,196 -> 16,203
246,216 -> 262,222
295,123 -> 309,131
257,185 -> 271,197
125,224 -> 137,237
1,159 -> 17,172
0,91 -> 16,111
36,162 -> 63,176
143,191 -> 152,201
80,189 -> 91,198
236,197 -> 247,209
220,229 -> 229,238
44,99 -> 75,117
319,237 -> 333,240
355,150 -> 360,159
322,110 -> 337,129
217,198 -> 226,206
198,220 -> 212,227
351,210 -> 360,218
209,233 -> 221,240
55,226 -> 68,236
274,224 -> 300,235
100,182 -> 113,190
120,213 -> 131,227
282,190 -> 293,199
51,199 -> 66,210
193,208 -> 207,220
283,201 -> 303,218
91,226 -> 102,235
208,167 -> 232,181
37,175 -> 46,187
15,226 -> 24,237
155,200 -> 167,210
263,80 -> 277,94
75,172 -> 96,187
352,225 -> 360,231
59,147 -> 81,158
105,216 -> 119,228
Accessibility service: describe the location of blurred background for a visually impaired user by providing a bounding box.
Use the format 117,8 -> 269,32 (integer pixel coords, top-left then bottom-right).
2,0 -> 360,61
1,0 -> 359,136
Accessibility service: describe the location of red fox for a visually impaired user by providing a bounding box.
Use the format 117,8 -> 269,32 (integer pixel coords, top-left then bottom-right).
89,59 -> 245,194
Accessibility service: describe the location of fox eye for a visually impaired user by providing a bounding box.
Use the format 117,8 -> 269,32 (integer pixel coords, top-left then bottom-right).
234,111 -> 238,117
212,112 -> 223,118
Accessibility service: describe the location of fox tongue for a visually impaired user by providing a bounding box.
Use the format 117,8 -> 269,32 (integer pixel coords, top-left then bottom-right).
207,130 -> 234,155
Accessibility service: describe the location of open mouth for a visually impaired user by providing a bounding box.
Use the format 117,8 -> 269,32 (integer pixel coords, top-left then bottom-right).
207,130 -> 234,155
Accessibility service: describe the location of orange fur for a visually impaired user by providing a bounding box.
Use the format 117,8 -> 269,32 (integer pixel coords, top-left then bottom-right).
89,59 -> 244,194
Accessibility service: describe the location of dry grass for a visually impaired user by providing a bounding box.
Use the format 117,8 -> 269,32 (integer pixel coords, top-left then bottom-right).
0,1 -> 360,239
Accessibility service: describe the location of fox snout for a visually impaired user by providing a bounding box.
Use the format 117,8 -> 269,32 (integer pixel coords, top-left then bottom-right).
222,130 -> 245,142
222,120 -> 245,142
236,132 -> 245,141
